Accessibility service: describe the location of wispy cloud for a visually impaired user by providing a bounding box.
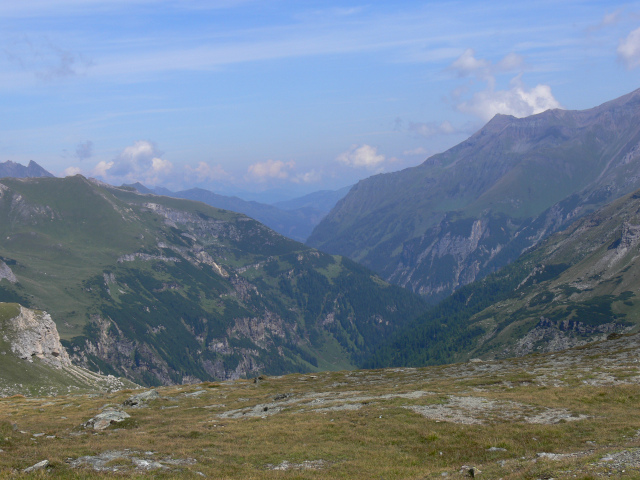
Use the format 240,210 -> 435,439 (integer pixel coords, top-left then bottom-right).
3,36 -> 93,80
246,159 -> 295,183
408,120 -> 458,138
184,161 -> 230,183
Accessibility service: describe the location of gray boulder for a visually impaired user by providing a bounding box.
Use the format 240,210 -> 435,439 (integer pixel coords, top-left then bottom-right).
83,407 -> 130,430
123,389 -> 159,407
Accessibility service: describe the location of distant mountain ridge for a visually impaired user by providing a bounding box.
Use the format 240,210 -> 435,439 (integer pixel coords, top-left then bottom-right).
308,88 -> 640,300
0,160 -> 53,179
126,183 -> 350,242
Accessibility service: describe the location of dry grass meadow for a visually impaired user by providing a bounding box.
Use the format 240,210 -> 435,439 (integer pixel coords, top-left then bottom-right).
3,333 -> 640,479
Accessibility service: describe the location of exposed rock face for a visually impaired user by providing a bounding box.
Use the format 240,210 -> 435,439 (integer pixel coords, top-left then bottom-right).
0,261 -> 16,283
2,306 -> 72,368
503,317 -> 627,358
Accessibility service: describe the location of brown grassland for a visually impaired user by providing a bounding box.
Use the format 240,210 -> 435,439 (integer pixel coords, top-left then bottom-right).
2,333 -> 640,479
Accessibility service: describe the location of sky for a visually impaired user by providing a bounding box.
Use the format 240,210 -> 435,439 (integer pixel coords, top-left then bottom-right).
1,0 -> 640,201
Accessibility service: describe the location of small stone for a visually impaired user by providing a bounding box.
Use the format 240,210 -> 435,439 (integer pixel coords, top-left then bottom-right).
32,433 -> 45,437
460,466 -> 481,477
487,447 -> 507,452
23,459 -> 49,473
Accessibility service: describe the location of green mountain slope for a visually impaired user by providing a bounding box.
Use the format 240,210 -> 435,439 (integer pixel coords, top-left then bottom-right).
363,188 -> 640,369
0,176 -> 425,385
308,88 -> 640,300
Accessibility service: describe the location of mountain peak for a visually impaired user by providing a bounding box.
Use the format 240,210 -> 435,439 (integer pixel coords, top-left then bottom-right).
0,160 -> 53,179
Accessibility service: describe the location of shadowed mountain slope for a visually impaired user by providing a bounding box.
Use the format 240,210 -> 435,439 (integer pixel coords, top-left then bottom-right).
309,88 -> 640,300
363,188 -> 640,369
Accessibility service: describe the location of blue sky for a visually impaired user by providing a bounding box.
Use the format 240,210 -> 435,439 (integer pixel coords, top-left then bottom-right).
1,0 -> 640,198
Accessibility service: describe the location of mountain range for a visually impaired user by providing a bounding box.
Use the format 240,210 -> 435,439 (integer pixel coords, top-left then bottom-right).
308,88 -> 640,302
127,183 -> 350,242
0,160 -> 53,179
0,175 -> 424,385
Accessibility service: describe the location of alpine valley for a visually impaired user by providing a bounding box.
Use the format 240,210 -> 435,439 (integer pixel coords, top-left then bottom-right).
0,175 -> 425,386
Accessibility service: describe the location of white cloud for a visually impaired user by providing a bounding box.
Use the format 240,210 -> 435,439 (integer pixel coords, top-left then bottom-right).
63,166 -> 82,176
92,140 -> 173,185
450,49 -> 491,78
93,160 -> 114,177
450,50 -> 560,122
457,76 -> 560,121
336,144 -> 385,169
185,161 -> 230,182
618,27 -> 640,69
246,159 -> 295,182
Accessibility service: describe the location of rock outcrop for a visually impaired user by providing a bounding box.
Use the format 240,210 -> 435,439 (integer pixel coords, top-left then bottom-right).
0,261 -> 16,283
1,305 -> 72,368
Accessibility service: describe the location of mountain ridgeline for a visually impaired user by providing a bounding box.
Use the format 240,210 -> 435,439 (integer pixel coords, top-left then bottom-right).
0,160 -> 53,179
308,88 -> 640,301
0,176 -> 425,386
363,188 -> 640,369
127,184 -> 350,243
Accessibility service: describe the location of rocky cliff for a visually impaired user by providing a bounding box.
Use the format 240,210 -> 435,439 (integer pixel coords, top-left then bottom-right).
1,305 -> 71,368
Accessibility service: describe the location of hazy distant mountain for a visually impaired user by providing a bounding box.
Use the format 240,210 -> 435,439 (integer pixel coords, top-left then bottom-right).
274,186 -> 352,212
308,88 -> 640,300
364,187 -> 640,368
0,160 -> 53,179
126,184 -> 348,242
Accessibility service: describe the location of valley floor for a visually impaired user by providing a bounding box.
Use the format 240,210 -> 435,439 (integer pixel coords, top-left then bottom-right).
3,333 -> 640,478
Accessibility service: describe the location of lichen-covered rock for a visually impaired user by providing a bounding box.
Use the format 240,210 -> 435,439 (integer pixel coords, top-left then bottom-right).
2,305 -> 71,368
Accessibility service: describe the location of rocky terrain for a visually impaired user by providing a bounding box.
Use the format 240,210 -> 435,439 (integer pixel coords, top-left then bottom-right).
308,88 -> 640,301
1,332 -> 640,478
0,303 -> 134,397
